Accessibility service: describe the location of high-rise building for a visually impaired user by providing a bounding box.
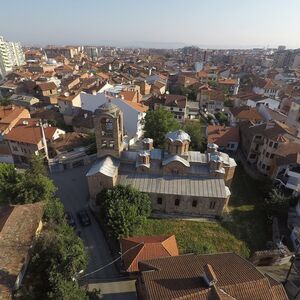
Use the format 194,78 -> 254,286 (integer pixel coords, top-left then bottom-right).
0,36 -> 25,80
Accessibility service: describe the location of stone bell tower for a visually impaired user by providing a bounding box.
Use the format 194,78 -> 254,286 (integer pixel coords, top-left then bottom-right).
94,102 -> 124,158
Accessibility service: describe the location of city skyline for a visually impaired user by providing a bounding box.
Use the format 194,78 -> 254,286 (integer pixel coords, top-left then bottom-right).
1,0 -> 300,49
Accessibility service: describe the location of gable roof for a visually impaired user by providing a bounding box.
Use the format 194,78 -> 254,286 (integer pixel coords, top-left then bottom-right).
207,126 -> 239,147
0,203 -> 43,300
4,118 -> 43,144
137,252 -> 288,300
230,107 -> 262,121
36,81 -> 57,91
120,235 -> 178,272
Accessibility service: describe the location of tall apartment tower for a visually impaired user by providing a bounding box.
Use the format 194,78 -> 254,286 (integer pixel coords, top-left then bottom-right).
0,36 -> 25,80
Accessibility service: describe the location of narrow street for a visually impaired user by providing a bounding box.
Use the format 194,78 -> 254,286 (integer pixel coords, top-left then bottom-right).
50,165 -> 137,299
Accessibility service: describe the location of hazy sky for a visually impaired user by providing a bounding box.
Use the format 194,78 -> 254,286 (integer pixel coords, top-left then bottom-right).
1,0 -> 300,48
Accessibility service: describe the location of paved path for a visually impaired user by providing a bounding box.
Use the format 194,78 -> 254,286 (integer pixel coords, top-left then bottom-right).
51,166 -> 137,299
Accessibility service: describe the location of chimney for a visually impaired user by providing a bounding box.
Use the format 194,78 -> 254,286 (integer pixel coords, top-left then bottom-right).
203,264 -> 218,287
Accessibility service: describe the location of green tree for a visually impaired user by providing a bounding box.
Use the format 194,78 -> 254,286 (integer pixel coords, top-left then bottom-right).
183,121 -> 207,152
0,163 -> 19,203
29,153 -> 47,176
27,223 -> 88,299
215,112 -> 228,125
15,172 -> 56,204
0,96 -> 12,106
44,197 -> 65,224
143,107 -> 180,148
97,185 -> 152,238
208,80 -> 218,89
264,189 -> 290,216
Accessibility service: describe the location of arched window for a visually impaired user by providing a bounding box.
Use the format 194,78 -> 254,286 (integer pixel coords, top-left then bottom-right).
101,118 -> 113,137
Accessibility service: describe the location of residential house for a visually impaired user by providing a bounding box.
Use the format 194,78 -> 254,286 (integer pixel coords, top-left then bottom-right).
80,92 -> 148,144
0,203 -> 43,300
207,125 -> 239,153
228,106 -> 263,126
57,92 -> 82,125
120,235 -> 179,273
86,103 -> 236,217
0,105 -> 30,163
239,120 -> 300,177
253,78 -> 280,99
153,94 -> 187,121
218,77 -> 240,95
34,81 -> 58,104
136,252 -> 288,300
4,118 -> 50,164
197,85 -> 225,113
286,99 -> 300,129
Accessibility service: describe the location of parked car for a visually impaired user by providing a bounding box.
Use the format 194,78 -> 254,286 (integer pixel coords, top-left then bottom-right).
65,211 -> 76,229
77,209 -> 91,226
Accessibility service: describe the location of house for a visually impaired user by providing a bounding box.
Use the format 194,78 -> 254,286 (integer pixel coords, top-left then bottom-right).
197,85 -> 225,113
0,203 -> 43,300
136,252 -> 288,300
207,125 -> 239,153
0,106 -> 31,163
8,94 -> 39,110
4,118 -> 50,164
120,235 -> 179,273
228,106 -> 263,126
86,103 -> 236,218
80,92 -> 148,144
153,94 -> 187,121
286,98 -> 300,129
0,105 -> 30,137
239,120 -> 300,177
151,81 -> 166,95
57,92 -> 82,125
34,81 -> 58,104
218,77 -> 240,95
253,78 -> 280,99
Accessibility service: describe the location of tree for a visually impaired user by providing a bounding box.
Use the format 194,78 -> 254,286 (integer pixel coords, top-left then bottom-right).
208,80 -> 218,89
0,163 -> 19,203
264,189 -> 290,216
15,172 -> 56,204
29,153 -> 48,176
183,120 -> 207,152
215,112 -> 228,125
26,223 -> 88,299
44,197 -> 65,224
143,107 -> 180,148
0,96 -> 12,106
97,185 -> 152,238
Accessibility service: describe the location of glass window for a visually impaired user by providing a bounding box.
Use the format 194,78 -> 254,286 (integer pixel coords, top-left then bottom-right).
175,199 -> 180,206
192,200 -> 197,207
157,197 -> 162,205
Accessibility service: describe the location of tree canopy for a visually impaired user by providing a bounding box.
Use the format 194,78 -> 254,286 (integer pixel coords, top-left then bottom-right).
97,185 -> 152,238
143,107 -> 180,148
21,222 -> 87,299
0,155 -> 56,205
183,120 -> 207,152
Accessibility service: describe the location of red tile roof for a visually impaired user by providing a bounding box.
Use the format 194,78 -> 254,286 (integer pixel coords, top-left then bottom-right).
137,252 -> 288,300
207,125 -> 239,147
0,203 -> 43,300
120,235 -> 179,272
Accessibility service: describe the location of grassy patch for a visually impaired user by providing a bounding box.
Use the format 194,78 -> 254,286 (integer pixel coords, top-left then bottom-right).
134,165 -> 271,259
222,164 -> 272,253
134,218 -> 250,258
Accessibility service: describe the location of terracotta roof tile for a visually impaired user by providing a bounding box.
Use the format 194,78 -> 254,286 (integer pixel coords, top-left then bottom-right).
121,235 -> 178,272
137,253 -> 287,300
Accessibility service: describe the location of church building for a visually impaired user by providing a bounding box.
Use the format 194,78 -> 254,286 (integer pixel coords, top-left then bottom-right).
86,102 -> 237,217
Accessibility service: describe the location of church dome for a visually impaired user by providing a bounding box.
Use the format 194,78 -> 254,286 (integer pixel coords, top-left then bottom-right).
165,130 -> 191,143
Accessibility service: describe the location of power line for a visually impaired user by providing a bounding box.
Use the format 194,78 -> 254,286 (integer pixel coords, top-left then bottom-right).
79,241 -> 144,279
